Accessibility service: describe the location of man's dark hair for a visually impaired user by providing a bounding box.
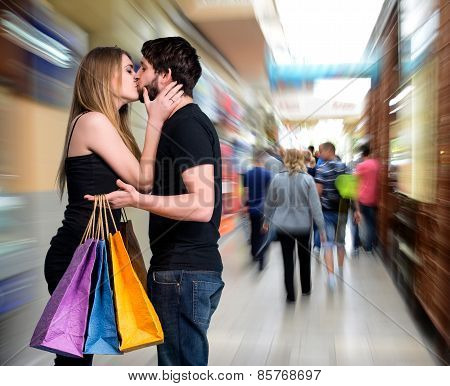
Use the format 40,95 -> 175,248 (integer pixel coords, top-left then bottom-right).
322,142 -> 335,153
360,144 -> 371,157
141,37 -> 202,97
308,145 -> 315,154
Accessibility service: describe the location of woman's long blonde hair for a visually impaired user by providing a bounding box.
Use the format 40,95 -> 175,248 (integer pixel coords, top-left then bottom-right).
56,46 -> 141,198
283,148 -> 307,175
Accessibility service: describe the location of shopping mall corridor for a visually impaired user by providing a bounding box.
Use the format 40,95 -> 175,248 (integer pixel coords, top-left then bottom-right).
3,223 -> 441,366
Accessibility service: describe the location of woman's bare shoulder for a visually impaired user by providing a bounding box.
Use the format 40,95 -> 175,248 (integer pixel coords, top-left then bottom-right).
76,111 -> 115,135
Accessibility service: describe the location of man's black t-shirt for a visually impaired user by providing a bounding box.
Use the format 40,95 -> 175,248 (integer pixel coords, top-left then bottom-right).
149,103 -> 223,272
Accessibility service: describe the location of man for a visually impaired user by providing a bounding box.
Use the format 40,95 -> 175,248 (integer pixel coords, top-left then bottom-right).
315,142 -> 346,289
96,37 -> 223,365
312,143 -> 325,255
243,149 -> 272,270
354,144 -> 380,252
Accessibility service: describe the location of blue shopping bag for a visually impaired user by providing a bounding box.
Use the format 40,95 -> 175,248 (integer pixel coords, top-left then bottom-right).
84,240 -> 121,355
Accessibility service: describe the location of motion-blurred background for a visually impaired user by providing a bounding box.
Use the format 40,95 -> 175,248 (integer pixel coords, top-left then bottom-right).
0,0 -> 448,366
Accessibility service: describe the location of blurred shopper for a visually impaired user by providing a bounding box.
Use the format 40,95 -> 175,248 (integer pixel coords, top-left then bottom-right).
314,150 -> 320,161
316,144 -> 324,167
315,142 -> 346,289
46,47 -> 183,366
304,149 -> 316,177
354,144 -> 380,252
308,145 -> 317,163
264,149 -> 326,302
346,153 -> 364,256
265,145 -> 285,174
233,138 -> 252,244
313,144 -> 325,254
88,37 -> 223,366
243,149 -> 273,269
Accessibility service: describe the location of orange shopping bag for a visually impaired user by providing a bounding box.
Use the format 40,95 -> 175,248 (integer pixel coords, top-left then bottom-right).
104,198 -> 164,352
119,209 -> 147,290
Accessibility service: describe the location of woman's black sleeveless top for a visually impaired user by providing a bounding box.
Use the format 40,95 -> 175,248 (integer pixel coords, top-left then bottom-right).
44,113 -> 121,293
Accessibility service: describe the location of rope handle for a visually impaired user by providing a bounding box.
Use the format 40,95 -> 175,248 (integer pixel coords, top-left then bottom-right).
95,195 -> 105,240
103,195 -> 110,237
81,195 -> 98,244
104,195 -> 118,233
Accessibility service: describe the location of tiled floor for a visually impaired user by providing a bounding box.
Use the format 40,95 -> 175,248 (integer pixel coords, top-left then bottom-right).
5,226 -> 441,365
206,228 -> 439,366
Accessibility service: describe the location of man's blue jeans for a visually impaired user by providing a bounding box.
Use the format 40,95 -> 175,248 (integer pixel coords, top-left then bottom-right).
147,270 -> 224,366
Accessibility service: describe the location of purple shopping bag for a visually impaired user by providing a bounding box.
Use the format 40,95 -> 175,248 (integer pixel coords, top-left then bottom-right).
30,238 -> 98,358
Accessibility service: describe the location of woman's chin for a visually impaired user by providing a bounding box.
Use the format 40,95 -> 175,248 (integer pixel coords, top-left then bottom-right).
128,94 -> 140,103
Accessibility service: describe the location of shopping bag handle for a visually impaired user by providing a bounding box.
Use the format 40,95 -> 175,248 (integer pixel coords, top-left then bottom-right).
81,195 -> 98,244
95,195 -> 106,240
103,196 -> 118,233
102,195 -> 110,237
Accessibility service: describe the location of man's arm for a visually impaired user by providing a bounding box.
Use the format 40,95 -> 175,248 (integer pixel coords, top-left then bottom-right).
316,182 -> 323,197
138,164 -> 215,222
315,164 -> 324,197
86,164 -> 216,222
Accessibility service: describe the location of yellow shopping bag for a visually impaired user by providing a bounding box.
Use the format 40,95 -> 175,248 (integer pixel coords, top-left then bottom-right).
104,198 -> 164,352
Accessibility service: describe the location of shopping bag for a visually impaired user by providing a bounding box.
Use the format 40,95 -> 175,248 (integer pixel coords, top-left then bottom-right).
30,198 -> 99,358
84,196 -> 121,354
84,198 -> 120,354
105,200 -> 164,352
119,210 -> 147,289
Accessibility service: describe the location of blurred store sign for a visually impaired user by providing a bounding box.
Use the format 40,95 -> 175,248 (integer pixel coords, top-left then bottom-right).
268,62 -> 378,87
272,90 -> 363,120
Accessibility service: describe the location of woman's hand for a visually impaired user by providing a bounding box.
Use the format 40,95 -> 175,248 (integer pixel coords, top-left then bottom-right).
262,222 -> 269,233
144,81 -> 184,128
85,179 -> 140,209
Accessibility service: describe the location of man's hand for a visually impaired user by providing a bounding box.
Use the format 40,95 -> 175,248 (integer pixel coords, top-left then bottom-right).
320,232 -> 327,244
85,179 -> 140,209
262,222 -> 269,233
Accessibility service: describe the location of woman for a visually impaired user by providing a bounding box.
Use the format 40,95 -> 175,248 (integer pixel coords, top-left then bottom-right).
304,149 -> 316,177
44,46 -> 183,366
263,149 -> 326,302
